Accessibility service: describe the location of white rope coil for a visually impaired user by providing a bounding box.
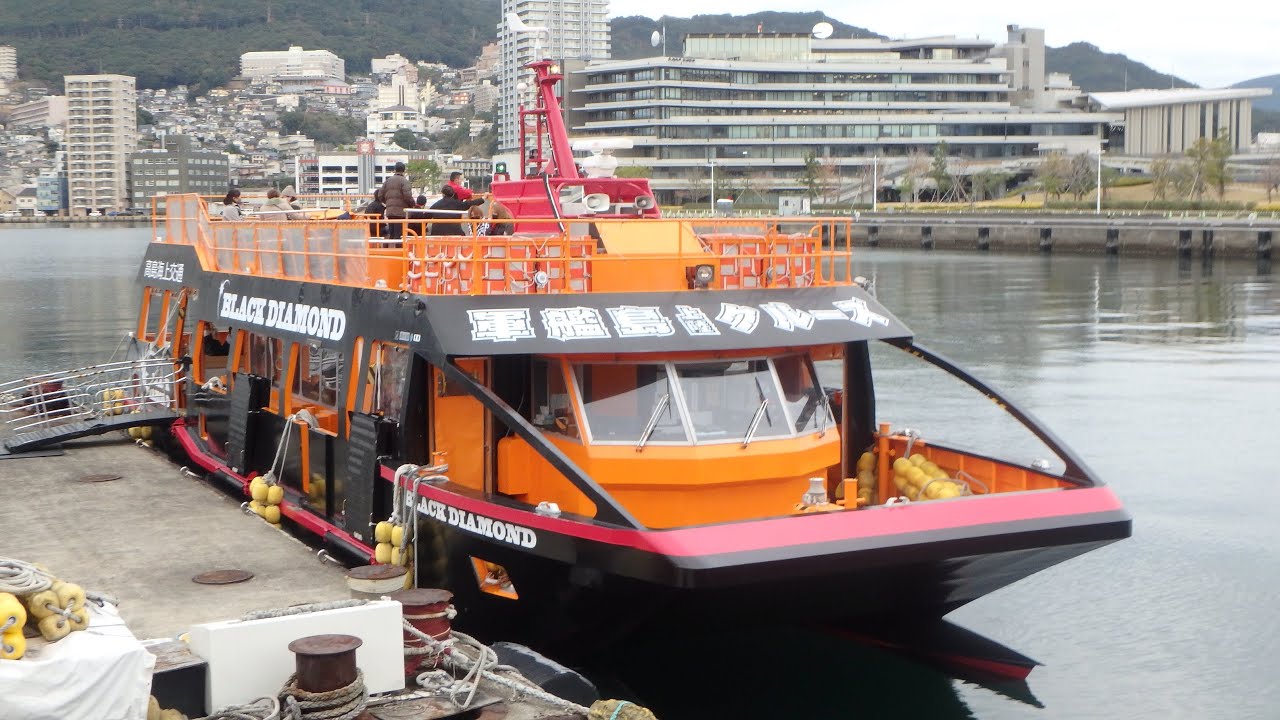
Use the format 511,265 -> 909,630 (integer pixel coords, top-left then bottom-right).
0,557 -> 55,595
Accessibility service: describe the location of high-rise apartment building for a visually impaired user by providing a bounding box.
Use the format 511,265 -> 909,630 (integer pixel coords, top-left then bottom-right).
496,0 -> 610,151
0,45 -> 16,81
65,74 -> 137,213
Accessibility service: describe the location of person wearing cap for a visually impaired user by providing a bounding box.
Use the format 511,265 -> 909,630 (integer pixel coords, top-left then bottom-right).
378,162 -> 415,239
281,185 -> 305,219
447,171 -> 474,201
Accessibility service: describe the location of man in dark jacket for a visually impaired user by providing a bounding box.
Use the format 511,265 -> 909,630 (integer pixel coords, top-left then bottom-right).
379,162 -> 415,239
428,185 -> 484,236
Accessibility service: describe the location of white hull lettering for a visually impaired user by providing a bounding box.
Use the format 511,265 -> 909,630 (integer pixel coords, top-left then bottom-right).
416,497 -> 538,549
217,291 -> 346,341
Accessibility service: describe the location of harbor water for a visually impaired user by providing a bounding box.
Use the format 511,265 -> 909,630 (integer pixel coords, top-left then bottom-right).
0,226 -> 1276,718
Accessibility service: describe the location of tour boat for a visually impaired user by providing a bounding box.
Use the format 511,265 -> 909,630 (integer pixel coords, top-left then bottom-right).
0,60 -> 1129,668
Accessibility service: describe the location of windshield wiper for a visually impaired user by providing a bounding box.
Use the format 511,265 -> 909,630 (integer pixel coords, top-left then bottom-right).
636,392 -> 670,452
742,397 -> 769,448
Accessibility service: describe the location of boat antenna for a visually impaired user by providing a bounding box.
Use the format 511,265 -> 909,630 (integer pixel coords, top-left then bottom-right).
506,12 -> 549,59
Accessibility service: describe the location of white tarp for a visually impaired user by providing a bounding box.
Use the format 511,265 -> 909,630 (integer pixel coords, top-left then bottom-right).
0,603 -> 155,720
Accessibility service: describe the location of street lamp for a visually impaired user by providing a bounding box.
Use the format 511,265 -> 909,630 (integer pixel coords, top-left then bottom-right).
708,159 -> 716,213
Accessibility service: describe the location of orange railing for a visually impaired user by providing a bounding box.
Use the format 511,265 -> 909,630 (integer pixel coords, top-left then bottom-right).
151,194 -> 857,295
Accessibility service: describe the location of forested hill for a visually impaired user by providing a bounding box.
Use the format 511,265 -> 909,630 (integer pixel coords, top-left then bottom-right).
1046,42 -> 1194,92
0,0 -> 500,91
0,3 -> 1213,97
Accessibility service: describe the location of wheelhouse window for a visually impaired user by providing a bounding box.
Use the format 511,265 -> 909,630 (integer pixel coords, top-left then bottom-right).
676,359 -> 788,442
244,333 -> 283,387
568,356 -> 831,446
573,363 -> 687,443
774,354 -> 832,434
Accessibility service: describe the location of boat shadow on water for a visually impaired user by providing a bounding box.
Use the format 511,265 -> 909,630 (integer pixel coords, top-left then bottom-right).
588,620 -> 1044,719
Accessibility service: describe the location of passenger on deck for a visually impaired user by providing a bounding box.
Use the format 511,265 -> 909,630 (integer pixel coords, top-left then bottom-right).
219,189 -> 244,221
282,186 -> 305,219
428,185 -> 484,236
469,199 -> 514,236
447,172 -> 474,201
379,162 -> 416,240
262,188 -> 294,218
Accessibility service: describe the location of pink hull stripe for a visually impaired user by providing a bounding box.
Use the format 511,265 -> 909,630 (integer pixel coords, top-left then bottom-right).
173,421 -> 375,562
382,466 -> 1125,558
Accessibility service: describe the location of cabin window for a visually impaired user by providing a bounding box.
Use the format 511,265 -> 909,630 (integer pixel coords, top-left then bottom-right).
371,342 -> 409,418
573,363 -> 688,443
531,358 -> 579,440
676,359 -> 788,443
295,342 -> 343,407
196,321 -> 231,384
243,333 -> 283,386
773,354 -> 833,435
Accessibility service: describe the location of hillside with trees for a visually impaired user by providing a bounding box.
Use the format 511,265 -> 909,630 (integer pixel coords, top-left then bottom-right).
0,0 -> 499,92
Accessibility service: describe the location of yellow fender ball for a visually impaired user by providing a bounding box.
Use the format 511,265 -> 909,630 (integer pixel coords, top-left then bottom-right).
0,592 -> 26,629
250,478 -> 268,503
375,543 -> 392,564
128,426 -> 143,439
266,485 -> 284,506
264,505 -> 281,524
37,614 -> 72,642
856,451 -> 875,472
148,696 -> 162,720
158,709 -> 185,720
249,500 -> 266,517
391,525 -> 405,547
391,546 -> 402,566
1,630 -> 25,660
26,590 -> 60,621
374,521 -> 393,544
140,425 -> 153,441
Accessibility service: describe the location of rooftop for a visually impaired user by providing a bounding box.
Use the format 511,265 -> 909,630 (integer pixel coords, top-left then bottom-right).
1088,87 -> 1272,110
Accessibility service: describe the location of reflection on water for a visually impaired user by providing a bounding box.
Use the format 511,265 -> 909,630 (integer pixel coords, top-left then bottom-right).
0,231 -> 1277,718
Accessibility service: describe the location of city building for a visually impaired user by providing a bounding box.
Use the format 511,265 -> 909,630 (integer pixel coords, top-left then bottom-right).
496,0 -> 610,151
0,45 -> 16,81
8,95 -> 69,130
296,146 -> 421,195
568,30 -> 1124,202
1086,88 -> 1271,155
65,74 -> 138,214
37,172 -> 68,215
240,47 -> 345,92
129,134 -> 229,211
366,105 -> 425,149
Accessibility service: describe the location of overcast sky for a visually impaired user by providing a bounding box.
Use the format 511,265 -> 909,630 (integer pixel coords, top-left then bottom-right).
607,1 -> 1279,88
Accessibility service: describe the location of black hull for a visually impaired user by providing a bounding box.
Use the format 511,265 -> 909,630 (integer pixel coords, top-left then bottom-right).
422,504 -> 1127,660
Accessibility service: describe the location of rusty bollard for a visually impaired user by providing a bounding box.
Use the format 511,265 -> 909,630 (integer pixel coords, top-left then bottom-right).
287,634 -> 363,693
389,588 -> 453,678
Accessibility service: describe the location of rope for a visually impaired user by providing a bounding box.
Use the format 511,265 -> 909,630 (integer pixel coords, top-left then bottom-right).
280,670 -> 367,720
405,622 -> 588,716
241,599 -> 367,622
198,696 -> 280,720
0,557 -> 55,595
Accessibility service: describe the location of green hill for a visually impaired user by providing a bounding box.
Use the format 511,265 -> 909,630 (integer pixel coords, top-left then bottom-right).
0,0 -> 500,91
1045,42 -> 1195,92
1232,74 -> 1280,112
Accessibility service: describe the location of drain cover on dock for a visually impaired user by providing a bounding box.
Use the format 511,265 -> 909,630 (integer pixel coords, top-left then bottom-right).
78,473 -> 122,483
192,569 -> 254,585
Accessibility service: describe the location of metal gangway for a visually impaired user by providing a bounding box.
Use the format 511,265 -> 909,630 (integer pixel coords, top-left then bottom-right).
0,357 -> 182,454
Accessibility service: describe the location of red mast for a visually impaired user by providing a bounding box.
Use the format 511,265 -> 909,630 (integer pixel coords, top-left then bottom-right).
517,60 -> 579,181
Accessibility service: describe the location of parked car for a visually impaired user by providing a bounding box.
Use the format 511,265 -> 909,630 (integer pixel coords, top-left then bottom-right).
1,210 -> 23,218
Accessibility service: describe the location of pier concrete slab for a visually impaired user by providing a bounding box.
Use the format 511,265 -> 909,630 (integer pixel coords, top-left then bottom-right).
0,435 -> 350,640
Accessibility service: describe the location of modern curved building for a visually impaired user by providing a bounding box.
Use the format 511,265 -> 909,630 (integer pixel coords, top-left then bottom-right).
565,28 -> 1121,203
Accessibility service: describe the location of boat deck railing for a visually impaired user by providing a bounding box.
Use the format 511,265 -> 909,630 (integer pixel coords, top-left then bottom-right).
151,194 -> 856,295
0,358 -> 180,436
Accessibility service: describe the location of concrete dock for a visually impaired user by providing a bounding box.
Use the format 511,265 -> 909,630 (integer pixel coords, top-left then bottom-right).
0,434 -> 351,640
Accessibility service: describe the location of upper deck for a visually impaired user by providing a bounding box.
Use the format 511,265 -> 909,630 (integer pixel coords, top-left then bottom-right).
152,193 -> 857,296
